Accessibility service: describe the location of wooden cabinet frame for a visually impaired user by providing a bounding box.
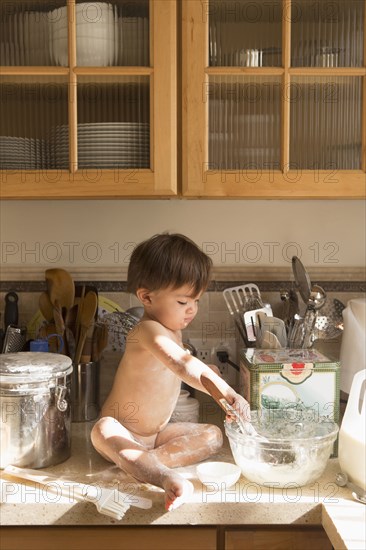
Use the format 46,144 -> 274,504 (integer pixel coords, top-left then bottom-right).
182,0 -> 366,198
0,0 -> 177,199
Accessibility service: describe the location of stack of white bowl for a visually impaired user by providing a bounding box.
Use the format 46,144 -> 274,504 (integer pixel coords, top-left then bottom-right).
0,136 -> 47,169
49,2 -> 118,66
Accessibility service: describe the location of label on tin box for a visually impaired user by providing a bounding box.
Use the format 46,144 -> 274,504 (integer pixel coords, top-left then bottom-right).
280,362 -> 314,384
258,370 -> 337,419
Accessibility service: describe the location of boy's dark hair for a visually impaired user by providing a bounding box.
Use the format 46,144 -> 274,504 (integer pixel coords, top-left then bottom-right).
127,233 -> 212,295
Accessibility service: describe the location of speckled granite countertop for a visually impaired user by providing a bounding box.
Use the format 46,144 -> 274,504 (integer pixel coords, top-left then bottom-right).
0,422 -> 365,549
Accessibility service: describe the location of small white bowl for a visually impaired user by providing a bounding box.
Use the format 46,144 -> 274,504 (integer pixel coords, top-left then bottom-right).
196,461 -> 241,488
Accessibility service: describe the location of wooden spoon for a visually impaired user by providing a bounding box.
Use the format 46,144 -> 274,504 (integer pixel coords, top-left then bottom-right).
39,292 -> 54,322
74,291 -> 98,365
53,299 -> 65,339
200,372 -> 261,438
45,268 -> 75,312
91,323 -> 109,362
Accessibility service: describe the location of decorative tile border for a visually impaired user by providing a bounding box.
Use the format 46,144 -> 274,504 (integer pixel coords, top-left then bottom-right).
1,279 -> 365,294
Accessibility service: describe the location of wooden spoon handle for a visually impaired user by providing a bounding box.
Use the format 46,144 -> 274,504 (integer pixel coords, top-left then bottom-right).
74,325 -> 88,366
200,373 -> 259,437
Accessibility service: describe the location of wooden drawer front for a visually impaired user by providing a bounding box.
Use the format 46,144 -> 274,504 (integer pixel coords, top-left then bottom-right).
225,527 -> 332,550
0,526 -> 217,550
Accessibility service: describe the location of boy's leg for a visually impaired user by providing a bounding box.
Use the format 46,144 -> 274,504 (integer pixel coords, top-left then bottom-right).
91,417 -> 194,511
153,422 -> 223,468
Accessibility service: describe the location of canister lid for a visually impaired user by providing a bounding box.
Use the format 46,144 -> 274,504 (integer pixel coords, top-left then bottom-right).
0,352 -> 73,385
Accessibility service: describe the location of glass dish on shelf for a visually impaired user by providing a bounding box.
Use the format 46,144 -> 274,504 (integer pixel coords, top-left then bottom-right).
208,0 -> 282,67
291,0 -> 364,67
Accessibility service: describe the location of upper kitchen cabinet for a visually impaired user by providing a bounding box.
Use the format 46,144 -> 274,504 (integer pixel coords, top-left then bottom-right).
182,0 -> 366,198
0,0 -> 177,198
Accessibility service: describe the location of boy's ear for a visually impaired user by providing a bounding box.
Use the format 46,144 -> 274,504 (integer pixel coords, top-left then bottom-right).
136,288 -> 152,305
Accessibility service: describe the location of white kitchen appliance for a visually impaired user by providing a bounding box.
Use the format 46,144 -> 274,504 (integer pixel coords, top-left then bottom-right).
337,369 -> 366,503
340,298 -> 366,393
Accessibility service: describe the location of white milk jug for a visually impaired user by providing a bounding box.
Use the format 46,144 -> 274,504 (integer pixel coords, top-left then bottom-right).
338,369 -> 366,491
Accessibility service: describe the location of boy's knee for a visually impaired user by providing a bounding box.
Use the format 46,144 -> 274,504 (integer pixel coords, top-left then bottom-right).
90,416 -> 114,445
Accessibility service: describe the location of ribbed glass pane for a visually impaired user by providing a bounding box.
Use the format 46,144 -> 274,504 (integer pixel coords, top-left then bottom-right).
209,0 -> 282,67
208,76 -> 281,170
0,0 -> 149,67
291,0 -> 365,67
114,0 -> 149,66
290,76 -> 362,169
77,75 -> 150,169
75,0 -> 149,67
0,76 -> 69,169
0,0 -> 67,66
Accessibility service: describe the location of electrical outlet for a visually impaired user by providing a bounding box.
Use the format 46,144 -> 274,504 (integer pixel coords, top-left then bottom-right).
212,340 -> 238,387
196,348 -> 210,363
187,338 -> 238,387
217,362 -> 230,379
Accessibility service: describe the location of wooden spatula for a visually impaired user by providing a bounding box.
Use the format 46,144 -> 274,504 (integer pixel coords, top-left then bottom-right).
45,268 -> 75,312
74,291 -> 98,365
200,372 -> 260,437
39,292 -> 54,322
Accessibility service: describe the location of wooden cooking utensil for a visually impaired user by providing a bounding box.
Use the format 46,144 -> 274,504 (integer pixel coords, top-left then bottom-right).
39,292 -> 54,322
53,299 -> 65,339
91,323 -> 109,361
80,322 -> 96,363
45,268 -> 75,312
200,372 -> 260,437
38,322 -> 60,353
74,284 -> 86,346
74,291 -> 98,365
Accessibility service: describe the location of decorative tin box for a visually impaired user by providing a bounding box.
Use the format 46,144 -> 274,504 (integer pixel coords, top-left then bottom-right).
240,348 -> 340,424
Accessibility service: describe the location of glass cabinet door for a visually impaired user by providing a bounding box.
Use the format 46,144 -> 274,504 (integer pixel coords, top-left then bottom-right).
183,0 -> 366,198
0,0 -> 177,198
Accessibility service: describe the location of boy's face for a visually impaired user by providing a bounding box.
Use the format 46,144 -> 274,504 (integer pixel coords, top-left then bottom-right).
140,284 -> 202,331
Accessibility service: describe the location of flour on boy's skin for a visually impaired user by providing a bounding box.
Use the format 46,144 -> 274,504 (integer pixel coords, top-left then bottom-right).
90,233 -> 250,512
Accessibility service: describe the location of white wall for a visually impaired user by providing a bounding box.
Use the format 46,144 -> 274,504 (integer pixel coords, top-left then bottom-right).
1,200 -> 365,268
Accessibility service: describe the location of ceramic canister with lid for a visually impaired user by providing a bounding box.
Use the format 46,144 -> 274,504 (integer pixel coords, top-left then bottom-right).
0,352 -> 73,469
170,390 -> 200,423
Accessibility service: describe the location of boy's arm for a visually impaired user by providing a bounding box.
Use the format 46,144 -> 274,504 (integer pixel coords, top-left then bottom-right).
131,320 -> 251,421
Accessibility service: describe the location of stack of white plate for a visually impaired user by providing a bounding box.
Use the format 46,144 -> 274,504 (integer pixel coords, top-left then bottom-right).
47,125 -> 69,169
1,122 -> 150,170
50,2 -> 118,66
0,136 -> 47,169
77,122 -> 150,168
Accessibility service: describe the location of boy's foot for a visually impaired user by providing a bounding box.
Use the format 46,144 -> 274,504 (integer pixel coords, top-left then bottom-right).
163,473 -> 194,512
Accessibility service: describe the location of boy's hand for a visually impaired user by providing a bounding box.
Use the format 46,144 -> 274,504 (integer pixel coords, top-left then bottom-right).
226,392 -> 251,423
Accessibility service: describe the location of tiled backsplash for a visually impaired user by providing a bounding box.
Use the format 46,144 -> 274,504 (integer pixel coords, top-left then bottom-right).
1,265 -> 364,400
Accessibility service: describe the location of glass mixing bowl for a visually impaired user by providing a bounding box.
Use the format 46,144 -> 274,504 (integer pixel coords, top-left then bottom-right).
225,410 -> 339,488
